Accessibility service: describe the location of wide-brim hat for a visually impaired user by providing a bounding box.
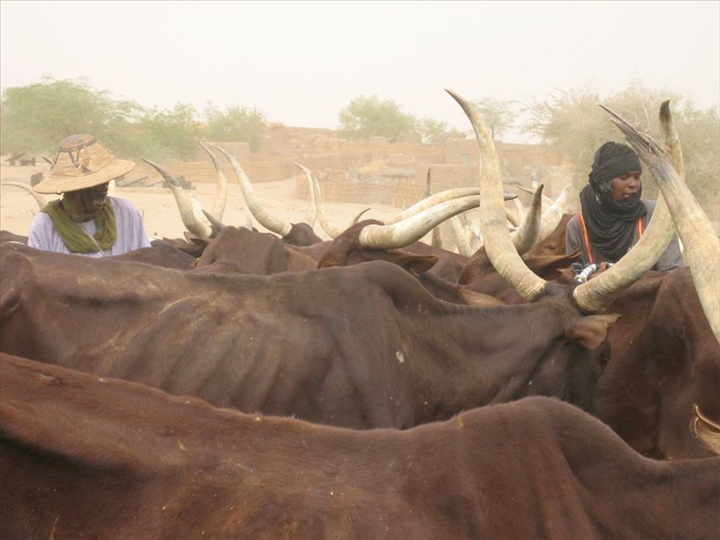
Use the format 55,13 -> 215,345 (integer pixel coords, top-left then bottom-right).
33,134 -> 135,194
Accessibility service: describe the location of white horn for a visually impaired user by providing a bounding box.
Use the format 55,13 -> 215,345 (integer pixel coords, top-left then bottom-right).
359,196 -> 481,249
214,147 -> 292,237
199,143 -> 228,222
143,159 -> 213,239
295,163 -> 344,239
446,88 -> 547,301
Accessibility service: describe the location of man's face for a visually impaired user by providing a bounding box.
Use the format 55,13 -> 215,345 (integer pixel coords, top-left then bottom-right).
84,182 -> 110,207
609,171 -> 642,201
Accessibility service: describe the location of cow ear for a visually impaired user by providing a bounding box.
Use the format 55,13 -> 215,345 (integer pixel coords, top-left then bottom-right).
524,253 -> 581,280
568,313 -> 622,349
389,252 -> 438,273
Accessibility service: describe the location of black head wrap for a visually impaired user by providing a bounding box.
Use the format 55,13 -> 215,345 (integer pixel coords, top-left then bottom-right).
589,141 -> 643,194
580,142 -> 647,263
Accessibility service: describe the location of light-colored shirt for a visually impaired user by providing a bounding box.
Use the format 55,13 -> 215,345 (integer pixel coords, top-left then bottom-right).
28,196 -> 151,257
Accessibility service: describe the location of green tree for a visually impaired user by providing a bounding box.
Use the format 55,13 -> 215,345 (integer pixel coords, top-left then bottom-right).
416,118 -> 467,145
0,76 -> 210,162
0,75 -> 142,156
417,117 -> 449,145
338,95 -> 417,140
473,97 -> 518,140
204,103 -> 267,152
133,103 -> 201,161
523,80 -> 720,225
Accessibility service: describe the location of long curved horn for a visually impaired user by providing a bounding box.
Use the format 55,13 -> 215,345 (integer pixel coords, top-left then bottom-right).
513,183 -> 555,208
298,166 -> 317,227
358,196 -> 482,249
214,146 -> 292,237
446,88 -> 547,301
510,184 -> 544,255
387,188 -> 517,225
510,181 -> 580,244
299,164 -> 369,238
296,164 -> 344,239
456,202 -> 530,253
2,182 -> 48,210
292,163 -> 320,228
604,103 -> 719,343
573,101 -> 688,313
387,188 -> 481,224
451,215 -> 474,256
424,168 -> 433,199
507,198 -> 524,228
201,209 -> 226,237
143,159 -> 213,239
537,181 -> 578,241
349,208 -> 371,226
470,184 -> 544,254
199,143 -> 228,221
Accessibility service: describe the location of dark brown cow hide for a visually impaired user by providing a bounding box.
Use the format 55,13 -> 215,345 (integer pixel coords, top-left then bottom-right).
2,354 -> 718,540
0,243 -> 614,429
195,226 -> 322,275
596,268 -> 720,459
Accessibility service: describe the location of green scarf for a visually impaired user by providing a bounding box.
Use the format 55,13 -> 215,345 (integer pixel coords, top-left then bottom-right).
42,197 -> 117,253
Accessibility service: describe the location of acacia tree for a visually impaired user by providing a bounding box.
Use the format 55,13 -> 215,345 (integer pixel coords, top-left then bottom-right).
522,81 -> 720,224
133,103 -> 202,161
416,118 -> 467,145
338,95 -> 417,140
473,97 -> 518,140
0,76 -> 210,161
203,103 -> 268,152
0,75 -> 141,156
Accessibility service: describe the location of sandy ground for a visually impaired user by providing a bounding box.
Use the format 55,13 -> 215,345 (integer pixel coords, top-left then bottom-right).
0,159 -> 417,243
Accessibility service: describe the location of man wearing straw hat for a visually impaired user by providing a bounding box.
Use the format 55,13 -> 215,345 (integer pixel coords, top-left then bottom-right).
28,134 -> 151,257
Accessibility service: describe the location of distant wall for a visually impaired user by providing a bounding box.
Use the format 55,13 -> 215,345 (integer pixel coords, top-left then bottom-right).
146,126 -> 572,208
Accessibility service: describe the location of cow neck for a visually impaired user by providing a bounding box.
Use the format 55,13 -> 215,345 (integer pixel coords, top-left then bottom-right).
409,300 -> 584,422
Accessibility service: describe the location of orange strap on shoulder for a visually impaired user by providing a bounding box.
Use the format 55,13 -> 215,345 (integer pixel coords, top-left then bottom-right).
636,215 -> 646,238
577,212 -> 594,264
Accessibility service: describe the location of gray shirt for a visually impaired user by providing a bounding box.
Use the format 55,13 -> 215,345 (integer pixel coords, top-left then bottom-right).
565,199 -> 684,271
28,196 -> 151,257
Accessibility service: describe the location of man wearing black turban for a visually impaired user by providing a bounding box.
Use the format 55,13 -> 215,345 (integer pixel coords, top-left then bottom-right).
565,141 -> 683,278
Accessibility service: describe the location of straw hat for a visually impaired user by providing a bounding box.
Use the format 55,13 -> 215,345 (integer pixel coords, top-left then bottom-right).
33,134 -> 135,194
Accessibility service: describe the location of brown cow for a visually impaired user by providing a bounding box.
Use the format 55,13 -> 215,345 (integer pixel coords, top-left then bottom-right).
195,225 -> 325,274
1,228 -> 200,270
595,267 -> 720,459
0,243 -> 615,429
2,354 -> 718,540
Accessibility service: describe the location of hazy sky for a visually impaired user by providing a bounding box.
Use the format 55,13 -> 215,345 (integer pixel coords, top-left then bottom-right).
2,1 -> 718,142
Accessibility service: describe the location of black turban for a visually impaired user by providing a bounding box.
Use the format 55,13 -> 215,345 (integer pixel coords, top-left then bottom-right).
588,141 -> 642,194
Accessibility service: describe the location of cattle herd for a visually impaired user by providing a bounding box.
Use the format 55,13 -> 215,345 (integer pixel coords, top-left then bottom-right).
1,91 -> 718,539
